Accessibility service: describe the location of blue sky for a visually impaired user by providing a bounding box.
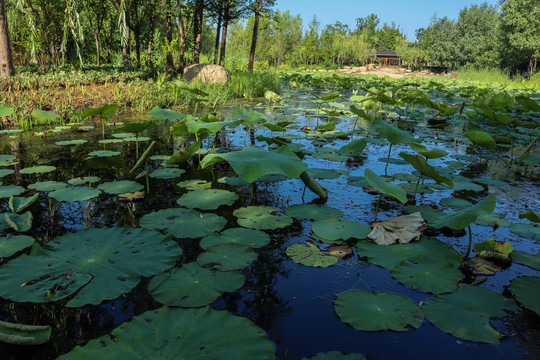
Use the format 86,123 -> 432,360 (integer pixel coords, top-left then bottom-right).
273,0 -> 501,41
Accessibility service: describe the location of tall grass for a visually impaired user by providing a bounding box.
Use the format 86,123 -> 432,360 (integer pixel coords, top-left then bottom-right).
454,68 -> 517,83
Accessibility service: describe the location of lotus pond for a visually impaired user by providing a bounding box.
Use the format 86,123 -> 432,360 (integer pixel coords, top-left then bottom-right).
0,74 -> 539,360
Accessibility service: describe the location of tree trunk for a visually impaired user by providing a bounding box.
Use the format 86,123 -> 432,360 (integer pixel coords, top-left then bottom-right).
166,0 -> 174,70
247,2 -> 261,73
219,6 -> 229,67
122,26 -> 131,64
94,33 -> 101,66
176,1 -> 186,74
134,30 -> 141,68
147,0 -> 158,67
192,0 -> 203,64
0,0 -> 15,76
213,10 -> 222,65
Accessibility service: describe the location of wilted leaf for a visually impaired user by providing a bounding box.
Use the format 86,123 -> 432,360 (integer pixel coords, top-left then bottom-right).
464,257 -> 501,275
367,213 -> 427,245
473,238 -> 513,262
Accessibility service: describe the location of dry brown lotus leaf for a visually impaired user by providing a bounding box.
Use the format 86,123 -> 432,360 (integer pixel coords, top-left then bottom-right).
118,191 -> 145,202
367,212 -> 428,245
326,244 -> 354,259
464,256 -> 501,275
363,186 -> 380,195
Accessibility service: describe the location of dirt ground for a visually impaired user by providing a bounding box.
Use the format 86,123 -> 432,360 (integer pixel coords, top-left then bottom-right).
304,65 -> 438,79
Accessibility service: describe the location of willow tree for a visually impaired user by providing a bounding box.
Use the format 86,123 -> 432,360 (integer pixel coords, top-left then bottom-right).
0,0 -> 14,76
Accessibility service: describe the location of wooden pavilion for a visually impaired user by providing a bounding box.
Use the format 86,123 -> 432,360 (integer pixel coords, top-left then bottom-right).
375,51 -> 401,67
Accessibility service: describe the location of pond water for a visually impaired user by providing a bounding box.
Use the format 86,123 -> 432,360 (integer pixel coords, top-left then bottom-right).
0,78 -> 539,359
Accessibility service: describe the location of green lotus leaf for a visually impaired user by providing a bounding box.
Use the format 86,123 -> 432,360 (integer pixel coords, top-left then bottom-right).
200,146 -> 307,184
0,104 -> 14,117
234,206 -> 292,230
31,109 -> 59,122
98,180 -> 143,195
312,219 -> 370,243
197,244 -> 258,271
285,204 -> 343,221
305,168 -> 341,180
301,352 -> 366,360
0,227 -> 181,307
88,150 -> 121,157
511,250 -> 540,270
393,173 -> 419,182
148,262 -> 244,307
373,118 -> 415,145
511,276 -> 540,315
474,178 -> 509,187
423,285 -> 518,343
338,139 -> 368,155
519,210 -> 540,223
399,153 -> 453,187
399,182 -> 434,194
299,171 -> 329,199
167,142 -> 201,165
29,181 -> 67,192
218,176 -> 249,186
404,205 -> 444,223
365,168 -> 407,204
475,213 -> 510,228
113,120 -> 158,134
431,195 -> 496,230
0,185 -> 24,198
286,242 -> 338,268
391,257 -> 462,294
5,212 -> 32,232
123,136 -> 150,142
9,194 -> 39,213
0,234 -> 34,257
519,153 -> 540,166
334,290 -> 424,332
149,168 -> 186,179
0,155 -> 16,167
409,142 -> 448,159
177,179 -> 211,190
98,139 -> 123,144
311,153 -> 350,162
466,131 -> 496,150
140,208 -> 226,238
473,238 -> 513,262
0,169 -> 14,178
200,228 -> 270,249
184,119 -> 236,134
439,197 -> 472,210
81,104 -> 119,119
49,187 -> 101,202
235,108 -> 267,126
57,306 -> 276,359
55,140 -> 87,146
176,189 -> 238,210
356,237 -> 462,269
20,166 -> 56,174
452,178 -> 484,192
509,223 -> 540,240
347,176 -> 369,188
112,132 -> 134,138
67,177 -> 100,186
77,126 -> 95,131
147,106 -> 186,121
0,320 -> 51,345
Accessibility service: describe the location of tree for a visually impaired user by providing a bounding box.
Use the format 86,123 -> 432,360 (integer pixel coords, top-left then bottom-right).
83,0 -> 111,65
218,0 -> 245,67
247,0 -> 274,72
0,0 -> 15,76
192,0 -> 203,64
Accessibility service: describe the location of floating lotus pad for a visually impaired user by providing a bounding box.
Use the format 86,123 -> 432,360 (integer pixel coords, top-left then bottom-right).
148,168 -> 186,179
0,185 -> 25,198
55,140 -> 87,146
67,177 -> 100,186
0,155 -> 17,167
305,168 -> 342,180
285,204 -> 343,221
0,169 -> 14,178
148,262 -> 245,307
112,133 -> 135,138
356,237 -> 462,270
176,189 -> 238,210
98,180 -> 143,195
509,223 -> 540,240
0,234 -> 35,257
334,290 -> 424,332
177,179 -> 211,190
302,353 -> 366,360
20,166 -> 56,174
9,194 -> 39,213
123,136 -> 150,142
140,208 -> 226,238
511,276 -> 540,315
200,228 -> 270,249
88,150 -> 121,157
50,187 -> 101,202
391,257 -> 463,294
0,227 -> 181,307
439,197 -> 472,210
511,250 -> 540,270
286,242 -> 338,267
218,176 -> 249,186
0,320 -> 51,345
423,285 -> 518,343
57,306 -> 276,359
233,206 -> 293,230
29,181 -> 67,192
4,212 -> 33,232
197,244 -> 258,271
98,139 -> 123,144
347,176 -> 369,188
311,219 -> 370,243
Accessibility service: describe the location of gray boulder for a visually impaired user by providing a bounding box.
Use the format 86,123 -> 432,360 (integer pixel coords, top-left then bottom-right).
183,64 -> 229,84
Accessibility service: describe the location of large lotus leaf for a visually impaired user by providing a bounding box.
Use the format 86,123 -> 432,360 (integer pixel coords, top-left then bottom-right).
439,197 -> 472,210
29,181 -> 67,192
466,131 -> 496,150
0,320 -> 51,345
398,153 -> 453,187
451,178 -> 484,192
55,140 -> 87,146
98,180 -> 143,195
235,108 -> 267,126
234,206 -> 292,230
286,242 -> 338,268
50,187 -> 101,202
0,169 -> 14,178
176,189 -> 238,210
519,210 -> 540,223
356,237 -> 462,270
312,219 -> 370,243
423,285 -> 518,343
338,139 -> 368,155
197,244 -> 258,271
0,227 -> 181,307
285,204 -> 343,221
404,205 -> 444,223
31,109 -> 59,122
9,194 -> 39,213
364,168 -> 407,204
148,106 -> 186,121
149,168 -> 186,179
409,142 -> 448,159
148,262 -> 245,307
373,118 -> 415,145
200,146 -> 307,183
113,120 -> 158,134
511,250 -> 540,270
200,228 -> 270,249
5,212 -> 33,232
0,185 -> 24,198
140,208 -> 226,238
511,276 -> 540,315
20,166 -> 56,174
431,195 -> 496,230
0,154 -> 16,167
0,234 -> 34,257
334,290 -> 424,332
509,223 -> 540,240
0,104 -> 14,117
185,120 -> 235,134
88,150 -> 121,158
68,177 -> 100,186
367,213 -> 427,245
306,168 -> 342,180
81,104 -> 119,119
391,257 -> 462,294
302,352 -> 366,360
58,306 -> 275,359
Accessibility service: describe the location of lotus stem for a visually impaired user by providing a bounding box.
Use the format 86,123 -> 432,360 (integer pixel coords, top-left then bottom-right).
102,119 -> 105,140
250,183 -> 254,199
145,159 -> 150,193
385,144 -> 392,175
374,193 -> 382,222
465,225 -> 472,259
413,176 -> 422,203
135,134 -> 139,158
351,117 -> 358,140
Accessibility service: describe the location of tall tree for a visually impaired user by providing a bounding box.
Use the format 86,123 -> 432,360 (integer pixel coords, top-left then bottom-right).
146,0 -> 158,66
192,0 -> 203,64
218,0 -> 245,67
0,0 -> 15,76
247,0 -> 274,72
83,0 -> 111,65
